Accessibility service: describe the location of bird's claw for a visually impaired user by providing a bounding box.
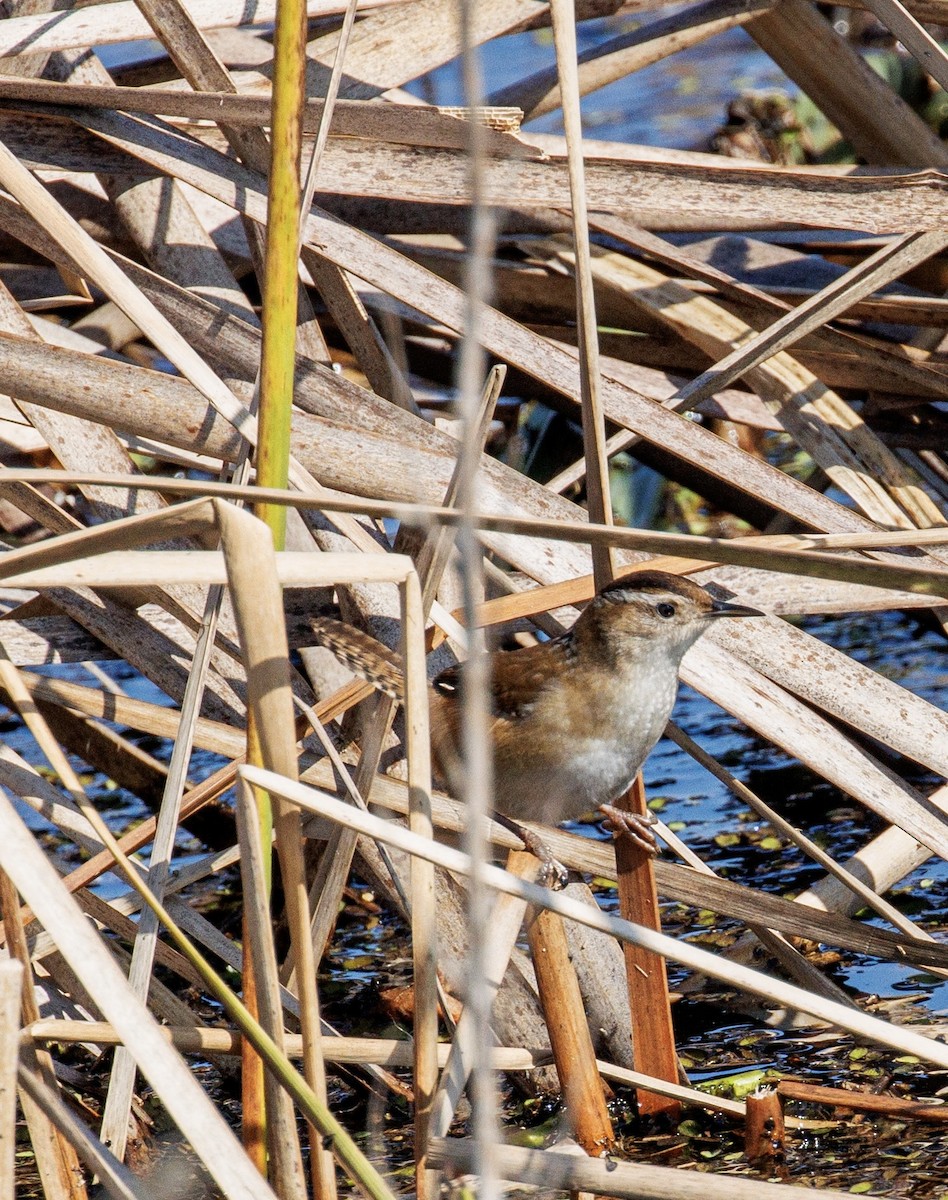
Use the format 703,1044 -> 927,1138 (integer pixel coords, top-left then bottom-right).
598,803 -> 659,854
491,810 -> 570,889
535,855 -> 570,891
517,827 -> 569,889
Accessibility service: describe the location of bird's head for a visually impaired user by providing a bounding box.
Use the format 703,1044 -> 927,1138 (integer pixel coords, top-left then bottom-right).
580,570 -> 764,664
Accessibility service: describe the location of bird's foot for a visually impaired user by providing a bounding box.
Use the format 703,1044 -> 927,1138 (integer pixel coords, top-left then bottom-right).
534,852 -> 570,891
514,826 -> 569,890
598,803 -> 659,854
491,810 -> 569,889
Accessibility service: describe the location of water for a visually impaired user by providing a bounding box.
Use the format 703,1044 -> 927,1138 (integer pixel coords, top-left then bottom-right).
407,12 -> 794,150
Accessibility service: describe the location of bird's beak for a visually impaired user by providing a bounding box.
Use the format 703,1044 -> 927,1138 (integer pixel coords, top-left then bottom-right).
703,597 -> 765,619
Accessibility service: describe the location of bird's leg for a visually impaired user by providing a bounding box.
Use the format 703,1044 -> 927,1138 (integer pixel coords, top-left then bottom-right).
598,803 -> 659,854
490,810 -> 569,890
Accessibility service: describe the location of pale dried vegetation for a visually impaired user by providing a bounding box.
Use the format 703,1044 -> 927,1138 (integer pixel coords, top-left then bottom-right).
0,0 -> 946,1197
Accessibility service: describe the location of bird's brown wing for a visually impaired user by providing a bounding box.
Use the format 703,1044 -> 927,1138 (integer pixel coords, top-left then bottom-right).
431,640 -> 564,722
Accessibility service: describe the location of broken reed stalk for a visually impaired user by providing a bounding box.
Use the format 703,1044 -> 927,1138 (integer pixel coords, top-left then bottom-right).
416,364 -> 506,618
218,503 -> 337,1199
236,777 -> 308,1200
526,885 -> 615,1155
614,774 -> 680,1118
744,1089 -> 788,1179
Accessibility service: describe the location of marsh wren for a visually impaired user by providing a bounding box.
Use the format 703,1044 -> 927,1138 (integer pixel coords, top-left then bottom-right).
311,571 -> 763,870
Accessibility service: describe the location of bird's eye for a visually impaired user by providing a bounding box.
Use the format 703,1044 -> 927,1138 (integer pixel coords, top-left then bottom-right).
656,602 -> 676,618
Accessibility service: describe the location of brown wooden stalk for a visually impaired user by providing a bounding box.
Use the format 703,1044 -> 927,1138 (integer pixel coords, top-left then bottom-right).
777,1079 -> 948,1122
240,958 -> 266,1174
526,883 -> 614,1155
219,501 -> 334,1198
744,1089 -> 789,1179
614,774 -> 680,1118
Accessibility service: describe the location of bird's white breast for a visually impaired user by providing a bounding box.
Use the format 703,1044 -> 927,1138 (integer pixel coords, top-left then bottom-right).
496,648 -> 681,825
565,658 -> 678,805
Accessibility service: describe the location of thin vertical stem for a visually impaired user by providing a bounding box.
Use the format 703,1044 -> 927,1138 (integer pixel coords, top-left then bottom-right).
549,0 -> 615,590
236,778 -> 308,1200
401,572 -> 437,1200
250,0 -> 306,1170
256,0 -> 306,546
298,0 -> 359,249
456,3 -> 500,1198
